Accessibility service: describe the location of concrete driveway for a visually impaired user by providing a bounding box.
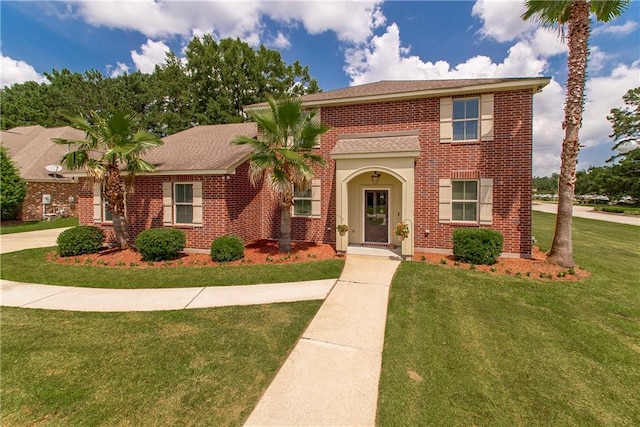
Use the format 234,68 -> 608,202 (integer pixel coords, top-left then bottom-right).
0,227 -> 71,254
532,203 -> 640,226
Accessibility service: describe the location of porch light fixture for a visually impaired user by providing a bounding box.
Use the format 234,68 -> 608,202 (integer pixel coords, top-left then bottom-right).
371,171 -> 381,184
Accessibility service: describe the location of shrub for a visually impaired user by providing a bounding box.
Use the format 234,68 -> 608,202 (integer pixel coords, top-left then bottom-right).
57,226 -> 105,257
210,235 -> 245,262
452,228 -> 503,265
0,147 -> 27,220
136,228 -> 186,261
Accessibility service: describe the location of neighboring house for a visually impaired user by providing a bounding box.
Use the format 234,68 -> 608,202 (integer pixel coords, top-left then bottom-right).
0,125 -> 82,221
74,78 -> 550,258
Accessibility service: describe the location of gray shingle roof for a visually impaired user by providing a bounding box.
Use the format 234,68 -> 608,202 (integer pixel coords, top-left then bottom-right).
248,78 -> 550,109
147,122 -> 257,173
331,131 -> 421,157
0,125 -> 84,181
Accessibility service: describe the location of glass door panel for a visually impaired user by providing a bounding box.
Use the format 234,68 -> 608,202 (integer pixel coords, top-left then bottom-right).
364,190 -> 388,243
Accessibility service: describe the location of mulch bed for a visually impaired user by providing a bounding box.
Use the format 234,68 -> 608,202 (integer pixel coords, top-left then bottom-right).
48,239 -> 589,281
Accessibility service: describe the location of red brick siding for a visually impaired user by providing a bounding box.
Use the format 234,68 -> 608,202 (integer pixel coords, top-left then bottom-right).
78,166 -> 277,250
20,181 -> 78,221
76,88 -> 533,255
320,90 -> 533,256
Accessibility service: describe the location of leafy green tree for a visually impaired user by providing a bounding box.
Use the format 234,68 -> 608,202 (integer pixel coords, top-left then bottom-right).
145,53 -> 195,135
186,36 -> 320,125
232,95 -> 329,252
0,147 -> 27,220
53,111 -> 164,248
522,0 -> 630,268
533,173 -> 559,195
608,87 -> 639,160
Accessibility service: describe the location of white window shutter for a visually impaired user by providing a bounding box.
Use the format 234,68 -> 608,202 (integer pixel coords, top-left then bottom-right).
162,182 -> 173,226
480,93 -> 494,141
93,183 -> 102,223
311,179 -> 321,217
439,179 -> 452,223
192,182 -> 203,226
479,178 -> 493,225
440,97 -> 453,142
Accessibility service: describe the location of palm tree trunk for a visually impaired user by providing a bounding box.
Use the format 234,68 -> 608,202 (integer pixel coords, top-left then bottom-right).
104,166 -> 129,249
279,202 -> 292,253
111,213 -> 130,249
548,0 -> 590,268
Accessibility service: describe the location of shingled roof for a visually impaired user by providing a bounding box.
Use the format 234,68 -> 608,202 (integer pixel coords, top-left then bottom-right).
247,77 -> 550,109
0,125 -> 84,181
146,122 -> 258,174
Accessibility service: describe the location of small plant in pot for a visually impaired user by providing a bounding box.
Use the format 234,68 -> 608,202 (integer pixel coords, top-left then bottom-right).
394,222 -> 409,241
336,224 -> 349,236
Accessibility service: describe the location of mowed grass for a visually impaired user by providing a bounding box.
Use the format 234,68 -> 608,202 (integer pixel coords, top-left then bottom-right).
0,217 -> 78,234
377,212 -> 640,425
1,301 -> 321,426
0,248 -> 344,288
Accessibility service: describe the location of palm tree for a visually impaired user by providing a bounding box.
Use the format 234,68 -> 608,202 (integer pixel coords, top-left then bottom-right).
233,95 -> 329,252
54,110 -> 164,249
522,0 -> 629,267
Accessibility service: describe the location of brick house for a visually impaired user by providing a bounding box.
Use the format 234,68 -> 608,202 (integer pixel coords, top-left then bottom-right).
75,77 -> 550,258
1,125 -> 82,221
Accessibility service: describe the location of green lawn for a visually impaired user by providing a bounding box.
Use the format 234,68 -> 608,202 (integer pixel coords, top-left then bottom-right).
1,301 -> 321,426
0,248 -> 344,288
0,217 -> 78,234
377,211 -> 640,425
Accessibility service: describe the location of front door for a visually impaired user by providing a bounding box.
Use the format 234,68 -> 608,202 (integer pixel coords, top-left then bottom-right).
364,190 -> 389,243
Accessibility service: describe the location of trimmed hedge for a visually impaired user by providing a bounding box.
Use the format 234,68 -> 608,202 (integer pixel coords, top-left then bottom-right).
210,235 -> 245,262
136,228 -> 186,261
57,226 -> 105,257
452,228 -> 503,265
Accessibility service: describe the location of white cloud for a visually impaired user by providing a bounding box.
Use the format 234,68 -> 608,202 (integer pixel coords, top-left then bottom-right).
580,61 -> 640,149
269,32 -> 291,49
131,39 -> 170,74
70,0 -> 384,45
0,54 -> 46,88
108,62 -> 130,78
592,20 -> 638,36
345,24 -> 548,86
472,0 -> 533,42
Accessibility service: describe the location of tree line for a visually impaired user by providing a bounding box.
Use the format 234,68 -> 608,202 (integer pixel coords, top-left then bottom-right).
0,36 -> 320,135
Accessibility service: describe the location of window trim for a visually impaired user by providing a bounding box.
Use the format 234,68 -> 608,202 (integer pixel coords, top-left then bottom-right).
173,182 -> 194,225
291,179 -> 321,219
452,98 -> 479,142
292,185 -> 313,217
451,180 -> 478,223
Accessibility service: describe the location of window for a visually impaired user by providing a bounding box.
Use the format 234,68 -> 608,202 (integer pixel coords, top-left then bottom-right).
104,201 -> 113,222
452,98 -> 479,141
174,183 -> 193,224
291,180 -> 321,218
452,180 -> 478,222
439,178 -> 493,225
440,94 -> 493,143
162,181 -> 203,227
293,186 -> 312,216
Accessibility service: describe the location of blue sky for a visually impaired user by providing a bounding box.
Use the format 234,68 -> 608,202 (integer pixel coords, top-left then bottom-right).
1,0 -> 638,177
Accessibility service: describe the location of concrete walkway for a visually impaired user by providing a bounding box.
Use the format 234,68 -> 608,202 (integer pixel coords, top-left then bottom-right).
245,252 -> 401,426
532,203 -> 640,226
0,279 -> 337,312
0,227 -> 71,254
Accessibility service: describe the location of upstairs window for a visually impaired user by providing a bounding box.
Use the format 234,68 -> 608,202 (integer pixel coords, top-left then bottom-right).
452,98 -> 479,141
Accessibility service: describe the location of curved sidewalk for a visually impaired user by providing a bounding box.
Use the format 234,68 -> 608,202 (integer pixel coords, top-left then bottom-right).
0,279 -> 337,312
